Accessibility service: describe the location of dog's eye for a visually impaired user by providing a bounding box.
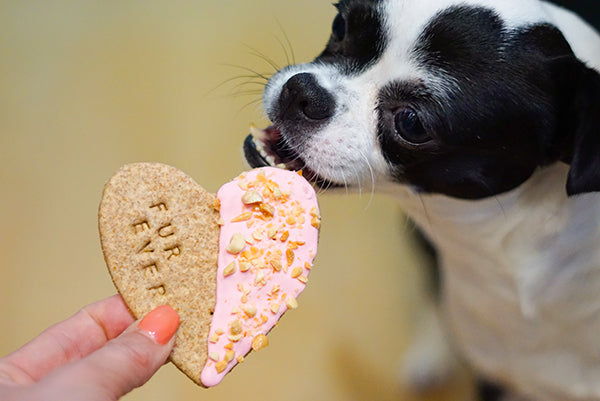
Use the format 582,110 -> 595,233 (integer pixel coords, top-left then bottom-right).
394,108 -> 431,145
332,14 -> 346,41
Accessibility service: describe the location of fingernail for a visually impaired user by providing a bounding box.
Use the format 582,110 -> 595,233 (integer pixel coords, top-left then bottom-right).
138,305 -> 180,345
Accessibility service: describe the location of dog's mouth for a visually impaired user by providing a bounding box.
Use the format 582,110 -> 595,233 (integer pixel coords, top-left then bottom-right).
243,125 -> 337,188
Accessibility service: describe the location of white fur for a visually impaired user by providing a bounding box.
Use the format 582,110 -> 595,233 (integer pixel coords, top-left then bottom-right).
388,164 -> 600,400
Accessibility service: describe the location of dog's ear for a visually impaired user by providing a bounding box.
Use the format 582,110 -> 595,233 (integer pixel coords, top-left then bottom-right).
553,57 -> 600,196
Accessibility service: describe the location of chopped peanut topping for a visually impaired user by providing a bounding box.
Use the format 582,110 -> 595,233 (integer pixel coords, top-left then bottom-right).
231,212 -> 252,222
268,226 -> 277,239
215,360 -> 228,373
254,270 -> 265,285
252,334 -> 269,351
290,267 -> 303,279
286,249 -> 295,266
226,233 -> 246,254
229,319 -> 243,335
269,259 -> 282,272
242,190 -> 263,204
239,261 -> 251,273
223,261 -> 236,277
237,180 -> 248,190
285,296 -> 299,309
206,168 -> 319,382
270,185 -> 282,199
228,333 -> 243,342
259,203 -> 275,217
242,304 -> 257,318
257,171 -> 267,182
225,350 -> 235,362
269,284 -> 280,296
209,332 -> 220,343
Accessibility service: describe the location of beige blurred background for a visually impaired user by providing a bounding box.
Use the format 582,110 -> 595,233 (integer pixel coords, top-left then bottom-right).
0,1 -> 472,400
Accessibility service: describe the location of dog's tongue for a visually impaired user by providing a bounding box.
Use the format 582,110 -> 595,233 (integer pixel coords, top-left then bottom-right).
200,167 -> 320,387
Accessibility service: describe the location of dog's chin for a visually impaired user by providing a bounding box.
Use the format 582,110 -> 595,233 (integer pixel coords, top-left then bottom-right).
243,125 -> 341,189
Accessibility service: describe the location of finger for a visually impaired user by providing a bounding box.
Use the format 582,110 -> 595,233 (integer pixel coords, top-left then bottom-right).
38,305 -> 179,401
0,295 -> 134,384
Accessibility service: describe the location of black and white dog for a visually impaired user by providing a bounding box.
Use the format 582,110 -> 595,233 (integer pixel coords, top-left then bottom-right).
243,0 -> 600,399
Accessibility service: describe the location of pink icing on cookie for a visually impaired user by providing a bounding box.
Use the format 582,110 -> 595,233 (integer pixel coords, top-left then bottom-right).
200,167 -> 320,387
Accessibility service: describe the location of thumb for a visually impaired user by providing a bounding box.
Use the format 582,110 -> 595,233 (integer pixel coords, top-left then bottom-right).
43,305 -> 180,401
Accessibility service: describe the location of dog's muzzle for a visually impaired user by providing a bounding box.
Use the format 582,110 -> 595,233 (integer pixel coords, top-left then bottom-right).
277,72 -> 335,122
244,72 -> 338,187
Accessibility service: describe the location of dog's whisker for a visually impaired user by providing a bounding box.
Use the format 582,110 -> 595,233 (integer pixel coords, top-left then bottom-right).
319,175 -> 334,195
273,35 -> 292,67
233,91 -> 265,98
495,196 -> 507,218
231,79 -> 269,90
243,44 -> 282,73
275,19 -> 297,65
204,73 -> 268,99
235,97 -> 264,117
340,170 -> 349,195
231,88 -> 266,98
359,150 -> 376,210
314,165 -> 332,196
477,180 -> 507,218
231,83 -> 266,93
418,193 -> 435,238
350,163 -> 363,197
221,63 -> 273,82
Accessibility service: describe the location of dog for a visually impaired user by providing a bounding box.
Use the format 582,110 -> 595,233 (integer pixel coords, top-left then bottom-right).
243,0 -> 600,399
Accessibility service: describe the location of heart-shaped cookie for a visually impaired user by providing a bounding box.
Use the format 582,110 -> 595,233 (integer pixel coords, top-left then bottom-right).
99,163 -> 320,387
99,162 -> 220,384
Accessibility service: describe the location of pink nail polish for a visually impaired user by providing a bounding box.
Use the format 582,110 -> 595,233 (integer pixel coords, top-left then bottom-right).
138,305 -> 180,345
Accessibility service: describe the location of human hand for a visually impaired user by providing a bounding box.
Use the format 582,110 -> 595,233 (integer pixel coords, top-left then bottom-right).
0,295 -> 179,401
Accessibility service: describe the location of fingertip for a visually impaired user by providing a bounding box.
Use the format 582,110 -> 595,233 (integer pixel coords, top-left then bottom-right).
40,305 -> 180,400
137,305 -> 180,345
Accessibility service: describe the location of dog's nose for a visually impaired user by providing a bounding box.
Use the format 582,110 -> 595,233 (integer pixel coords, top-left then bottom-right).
279,73 -> 335,121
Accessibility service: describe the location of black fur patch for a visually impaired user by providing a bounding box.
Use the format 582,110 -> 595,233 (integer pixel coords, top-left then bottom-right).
315,0 -> 387,75
377,6 -> 576,199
